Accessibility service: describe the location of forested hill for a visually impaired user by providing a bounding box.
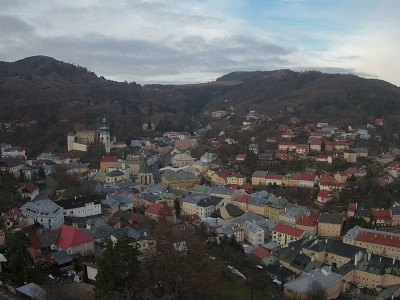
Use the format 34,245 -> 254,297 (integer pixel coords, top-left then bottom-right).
208,70 -> 400,125
1,56 -> 400,154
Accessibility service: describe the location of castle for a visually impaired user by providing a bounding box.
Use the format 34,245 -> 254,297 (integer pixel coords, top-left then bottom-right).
67,117 -> 116,153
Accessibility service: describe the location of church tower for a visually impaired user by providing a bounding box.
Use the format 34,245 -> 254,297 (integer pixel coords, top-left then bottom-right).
138,154 -> 154,187
99,117 -> 111,154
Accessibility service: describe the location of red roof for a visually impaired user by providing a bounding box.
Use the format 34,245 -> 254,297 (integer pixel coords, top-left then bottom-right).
371,209 -> 392,220
216,170 -> 230,179
304,123 -> 316,129
318,190 -> 331,198
356,230 -> 400,248
30,236 -> 42,250
273,223 -> 305,238
296,213 -> 319,227
128,213 -> 146,225
279,142 -> 296,146
310,139 -> 323,145
348,203 -> 357,213
239,195 -> 251,203
18,182 -> 39,193
145,203 -> 173,216
100,156 -> 119,163
239,184 -> 253,190
226,184 -> 239,190
53,224 -> 93,250
251,246 -> 272,263
236,154 -> 246,160
266,174 -> 283,180
389,162 -> 400,169
299,173 -> 317,182
181,214 -> 200,222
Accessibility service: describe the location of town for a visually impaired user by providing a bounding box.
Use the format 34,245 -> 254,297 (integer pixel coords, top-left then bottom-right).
0,108 -> 400,300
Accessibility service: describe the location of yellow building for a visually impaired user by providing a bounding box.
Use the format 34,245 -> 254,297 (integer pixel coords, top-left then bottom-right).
161,170 -> 201,189
317,214 -> 343,237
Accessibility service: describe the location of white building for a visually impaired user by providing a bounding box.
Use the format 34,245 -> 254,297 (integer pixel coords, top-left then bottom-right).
57,196 -> 102,218
241,220 -> 264,246
20,200 -> 64,230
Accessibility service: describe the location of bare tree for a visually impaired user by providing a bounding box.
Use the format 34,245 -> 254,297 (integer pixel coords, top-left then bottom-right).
305,280 -> 326,300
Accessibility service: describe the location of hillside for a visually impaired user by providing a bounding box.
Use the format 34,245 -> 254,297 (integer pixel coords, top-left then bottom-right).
1,56 -> 400,154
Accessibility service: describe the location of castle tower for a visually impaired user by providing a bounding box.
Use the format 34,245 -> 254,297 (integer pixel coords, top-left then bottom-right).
67,132 -> 75,152
99,117 -> 111,154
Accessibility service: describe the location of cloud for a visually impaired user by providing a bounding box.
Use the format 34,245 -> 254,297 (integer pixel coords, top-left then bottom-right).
0,0 -> 399,86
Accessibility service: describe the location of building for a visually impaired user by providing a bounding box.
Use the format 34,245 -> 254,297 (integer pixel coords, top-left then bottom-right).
251,171 -> 268,186
296,213 -> 319,235
53,224 -> 94,255
226,173 -> 246,185
100,156 -> 119,173
241,220 -> 264,246
145,203 -> 175,221
196,196 -> 224,218
171,151 -> 196,167
57,195 -> 102,218
317,214 -> 343,237
272,224 -> 306,247
279,206 -> 310,226
20,200 -> 64,230
343,226 -> 400,259
18,182 -> 40,200
283,267 -> 342,300
161,170 -> 201,188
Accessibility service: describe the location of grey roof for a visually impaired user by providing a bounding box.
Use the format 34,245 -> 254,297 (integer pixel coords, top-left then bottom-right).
37,230 -> 61,248
102,197 -> 119,209
265,262 -> 296,281
280,206 -> 310,219
255,218 -> 277,230
16,283 -> 45,299
184,193 -> 207,204
242,220 -> 263,233
142,182 -> 167,194
79,220 -> 115,239
51,250 -> 73,265
243,245 -> 257,255
284,267 -> 342,293
318,213 -> 343,224
141,193 -> 159,203
197,196 -> 223,207
112,227 -> 141,240
20,199 -> 63,218
252,190 -> 269,199
108,194 -> 131,205
248,196 -> 268,206
231,211 -> 264,224
327,239 -> 364,258
209,186 -> 236,196
391,205 -> 400,215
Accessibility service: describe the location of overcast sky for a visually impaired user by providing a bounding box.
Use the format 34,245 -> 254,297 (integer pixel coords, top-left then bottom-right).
1,0 -> 399,85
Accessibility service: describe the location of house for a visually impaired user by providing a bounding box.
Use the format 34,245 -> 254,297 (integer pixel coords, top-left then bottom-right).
200,152 -> 217,163
20,200 -> 64,230
16,283 -> 46,300
192,160 -> 208,173
171,151 -> 196,167
53,224 -> 94,255
296,213 -> 319,235
266,137 -> 276,143
241,220 -> 264,245
226,173 -> 246,185
79,218 -> 115,243
266,174 -> 283,186
209,186 -> 240,204
278,142 -> 297,152
298,173 -> 318,188
236,153 -> 246,162
317,214 -> 343,237
196,196 -> 224,218
283,267 -> 342,300
272,224 -> 306,247
265,263 -> 296,284
317,190 -> 333,204
296,144 -> 309,155
251,246 -> 274,266
282,131 -> 295,139
100,156 -> 119,173
247,196 -> 268,216
352,147 -> 369,157
265,195 -> 293,222
309,139 -> 322,151
371,209 -> 392,227
0,207 -> 22,229
101,196 -> 120,215
145,203 -> 175,221
388,162 -> 400,178
391,205 -> 400,226
18,182 -> 40,200
279,206 -> 310,226
343,150 -> 357,163
47,250 -> 74,272
57,195 -> 102,218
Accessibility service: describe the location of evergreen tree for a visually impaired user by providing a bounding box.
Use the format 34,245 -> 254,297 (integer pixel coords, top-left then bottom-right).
95,237 -> 141,299
5,231 -> 33,282
174,199 -> 181,219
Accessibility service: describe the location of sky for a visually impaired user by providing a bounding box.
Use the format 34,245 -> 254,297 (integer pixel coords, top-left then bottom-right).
1,0 -> 399,86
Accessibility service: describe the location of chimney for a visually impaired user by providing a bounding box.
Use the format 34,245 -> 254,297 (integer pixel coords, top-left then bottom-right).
379,257 -> 382,262
393,258 -> 396,265
325,238 -> 328,244
75,196 -> 77,200
354,253 -> 358,267
368,252 -> 371,261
